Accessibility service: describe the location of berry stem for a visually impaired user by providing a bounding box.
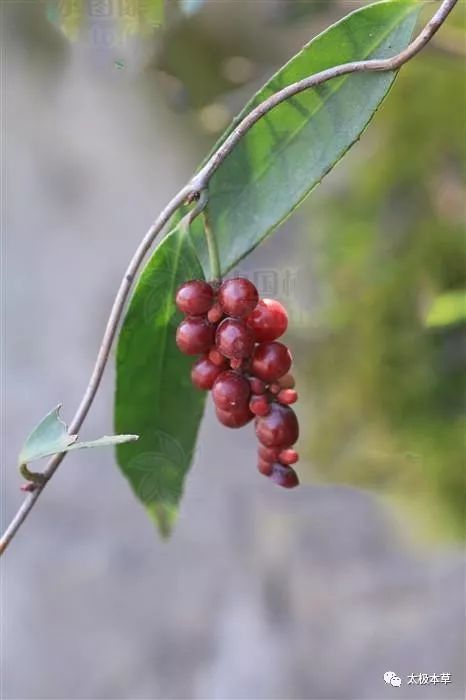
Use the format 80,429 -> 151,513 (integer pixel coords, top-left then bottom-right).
202,205 -> 222,284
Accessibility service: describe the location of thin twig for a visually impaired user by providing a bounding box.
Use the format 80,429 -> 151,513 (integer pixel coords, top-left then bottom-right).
0,0 -> 458,557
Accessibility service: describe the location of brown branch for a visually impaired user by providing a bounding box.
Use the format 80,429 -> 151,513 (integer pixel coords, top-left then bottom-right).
0,0 -> 459,557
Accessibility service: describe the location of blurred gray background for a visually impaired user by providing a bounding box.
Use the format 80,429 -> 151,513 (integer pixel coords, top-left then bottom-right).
1,1 -> 465,699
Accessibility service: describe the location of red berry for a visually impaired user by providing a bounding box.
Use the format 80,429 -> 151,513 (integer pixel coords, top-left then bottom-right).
249,395 -> 270,416
246,298 -> 288,342
250,342 -> 292,382
278,373 -> 295,389
208,349 -> 228,367
230,358 -> 244,371
216,318 -> 255,359
215,405 -> 253,428
176,317 -> 215,355
255,402 -> 299,448
269,383 -> 280,395
212,370 -> 250,411
258,445 -> 281,462
257,459 -> 273,476
207,303 -> 224,324
269,463 -> 299,488
175,280 -> 214,316
218,278 -> 259,318
278,448 -> 299,465
191,355 -> 223,390
249,377 -> 266,395
277,389 -> 298,405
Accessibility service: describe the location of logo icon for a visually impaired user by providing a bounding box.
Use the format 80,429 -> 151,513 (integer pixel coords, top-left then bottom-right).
384,672 -> 402,687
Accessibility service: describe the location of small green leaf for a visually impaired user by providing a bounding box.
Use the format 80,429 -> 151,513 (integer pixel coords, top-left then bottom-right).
19,405 -> 77,465
425,290 -> 466,328
19,405 -> 138,466
114,223 -> 206,536
189,0 -> 420,276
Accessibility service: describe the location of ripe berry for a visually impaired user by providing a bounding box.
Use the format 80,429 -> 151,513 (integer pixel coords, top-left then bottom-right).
251,341 -> 292,382
215,405 -> 253,428
212,370 -> 250,411
269,383 -> 281,395
258,445 -> 281,462
208,349 -> 228,367
218,278 -> 259,318
207,303 -> 224,324
269,463 -> 299,488
249,395 -> 270,416
249,377 -> 266,395
175,280 -> 214,316
246,298 -> 288,342
257,459 -> 273,476
277,389 -> 298,405
216,318 -> 255,359
191,355 -> 223,390
278,448 -> 299,465
176,317 -> 215,355
255,402 -> 299,448
230,358 -> 244,371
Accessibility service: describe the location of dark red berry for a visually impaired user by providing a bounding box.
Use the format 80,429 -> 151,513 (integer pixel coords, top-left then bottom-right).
216,318 -> 255,359
257,459 -> 273,476
208,348 -> 228,367
249,377 -> 266,395
258,445 -> 281,462
191,355 -> 223,390
212,370 -> 250,411
255,402 -> 299,448
175,280 -> 214,316
277,389 -> 298,405
207,303 -> 224,324
246,298 -> 288,342
249,395 -> 270,416
176,317 -> 215,355
251,341 -> 292,382
269,463 -> 299,488
215,405 -> 253,428
218,278 -> 259,318
278,448 -> 299,465
278,373 -> 295,389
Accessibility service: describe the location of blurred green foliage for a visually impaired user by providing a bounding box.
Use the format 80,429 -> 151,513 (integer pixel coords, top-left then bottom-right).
300,46 -> 465,541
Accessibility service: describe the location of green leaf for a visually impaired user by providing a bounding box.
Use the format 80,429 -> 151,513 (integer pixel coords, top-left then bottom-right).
189,0 -> 420,276
65,434 -> 139,452
114,223 -> 206,537
425,290 -> 466,329
115,0 -> 420,536
19,405 -> 138,465
19,405 -> 77,465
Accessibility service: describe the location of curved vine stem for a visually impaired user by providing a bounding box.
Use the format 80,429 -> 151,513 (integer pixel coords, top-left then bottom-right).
0,0 -> 458,557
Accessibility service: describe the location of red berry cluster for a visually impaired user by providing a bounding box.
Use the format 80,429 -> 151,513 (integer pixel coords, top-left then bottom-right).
175,277 -> 300,488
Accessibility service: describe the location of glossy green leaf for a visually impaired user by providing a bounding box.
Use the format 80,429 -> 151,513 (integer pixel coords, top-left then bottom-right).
114,223 -> 206,536
115,0 -> 420,536
19,404 -> 137,465
189,0 -> 420,276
